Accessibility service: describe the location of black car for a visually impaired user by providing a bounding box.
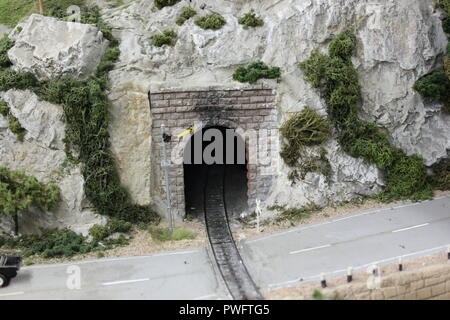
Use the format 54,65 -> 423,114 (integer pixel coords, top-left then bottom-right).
0,255 -> 22,288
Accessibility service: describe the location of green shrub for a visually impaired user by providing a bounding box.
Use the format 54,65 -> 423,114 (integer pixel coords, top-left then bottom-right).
328,30 -> 357,61
89,224 -> 110,242
233,61 -> 281,84
0,69 -> 38,91
154,0 -> 180,10
443,16 -> 450,34
176,6 -> 196,25
89,219 -> 132,242
151,29 -> 177,47
427,158 -> 450,190
312,290 -> 325,300
0,99 -> 8,117
0,167 -> 60,234
439,0 -> 450,14
0,229 -> 95,258
149,227 -> 196,241
238,10 -> 264,29
280,107 -> 331,167
0,35 -> 14,67
413,69 -> 450,103
194,13 -> 226,30
7,114 -> 26,142
299,31 -> 432,201
107,219 -> 133,233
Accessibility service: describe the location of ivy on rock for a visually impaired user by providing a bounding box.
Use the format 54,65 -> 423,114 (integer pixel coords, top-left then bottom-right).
299,30 -> 432,201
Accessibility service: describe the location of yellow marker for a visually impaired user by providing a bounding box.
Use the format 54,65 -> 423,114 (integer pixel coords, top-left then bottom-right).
177,127 -> 195,138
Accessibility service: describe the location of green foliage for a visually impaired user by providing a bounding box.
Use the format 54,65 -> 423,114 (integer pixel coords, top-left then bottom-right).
280,108 -> 331,166
269,203 -> 322,224
414,1 -> 450,113
46,0 -> 86,20
7,114 -> 26,142
0,0 -> 87,27
0,228 -> 126,258
413,69 -> 450,111
439,0 -> 450,14
90,218 -> 133,242
176,6 -> 196,26
89,224 -> 110,242
0,68 -> 38,91
0,167 -> 60,234
300,31 -> 431,201
0,99 -> 8,117
238,10 -> 264,29
154,0 -> 180,10
0,35 -> 14,67
427,158 -> 450,191
149,227 -> 196,241
108,219 -> 133,233
328,30 -> 357,61
151,29 -> 177,47
443,16 -> 450,34
280,108 -> 332,183
312,290 -> 325,300
233,61 -> 281,84
194,13 -> 226,30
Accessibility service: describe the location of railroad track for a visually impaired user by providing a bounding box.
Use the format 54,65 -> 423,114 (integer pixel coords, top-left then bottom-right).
204,165 -> 262,300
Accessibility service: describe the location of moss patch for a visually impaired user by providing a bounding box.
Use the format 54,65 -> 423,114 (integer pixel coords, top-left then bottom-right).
238,10 -> 264,29
154,0 -> 180,10
149,227 -> 196,241
233,61 -> 281,84
151,29 -> 177,47
194,13 -> 226,30
176,6 -> 196,26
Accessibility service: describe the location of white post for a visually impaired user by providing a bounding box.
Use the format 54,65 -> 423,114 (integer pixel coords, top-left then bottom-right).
255,199 -> 262,233
161,124 -> 173,235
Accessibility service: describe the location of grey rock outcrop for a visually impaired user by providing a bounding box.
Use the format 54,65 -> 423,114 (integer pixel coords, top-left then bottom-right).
7,14 -> 108,81
0,90 -> 106,235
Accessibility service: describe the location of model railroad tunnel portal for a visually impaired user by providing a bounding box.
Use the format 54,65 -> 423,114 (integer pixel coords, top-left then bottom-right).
149,88 -> 279,220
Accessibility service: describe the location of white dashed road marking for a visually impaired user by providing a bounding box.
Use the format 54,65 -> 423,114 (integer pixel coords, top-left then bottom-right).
289,244 -> 332,255
101,278 -> 150,286
392,223 -> 429,233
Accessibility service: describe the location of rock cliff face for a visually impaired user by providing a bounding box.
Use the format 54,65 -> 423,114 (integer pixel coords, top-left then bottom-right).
1,0 -> 449,232
102,0 -> 448,210
0,90 -> 106,235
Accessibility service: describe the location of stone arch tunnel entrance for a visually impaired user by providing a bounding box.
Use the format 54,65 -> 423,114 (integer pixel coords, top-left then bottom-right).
149,88 -> 279,219
183,126 -> 248,219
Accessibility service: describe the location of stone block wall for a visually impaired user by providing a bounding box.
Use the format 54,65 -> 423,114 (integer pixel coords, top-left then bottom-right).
149,88 -> 279,218
327,263 -> 450,300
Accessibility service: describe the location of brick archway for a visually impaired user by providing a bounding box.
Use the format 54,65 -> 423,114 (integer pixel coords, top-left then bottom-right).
149,88 -> 279,218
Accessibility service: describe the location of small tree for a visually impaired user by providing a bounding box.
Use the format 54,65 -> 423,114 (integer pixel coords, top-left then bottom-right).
0,167 -> 60,235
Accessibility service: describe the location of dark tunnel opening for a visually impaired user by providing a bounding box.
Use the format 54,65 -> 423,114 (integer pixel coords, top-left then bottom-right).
183,126 -> 249,219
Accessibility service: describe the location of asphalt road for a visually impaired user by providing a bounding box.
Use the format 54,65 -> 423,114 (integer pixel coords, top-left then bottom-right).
0,248 -> 229,300
241,195 -> 450,291
0,196 -> 449,299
